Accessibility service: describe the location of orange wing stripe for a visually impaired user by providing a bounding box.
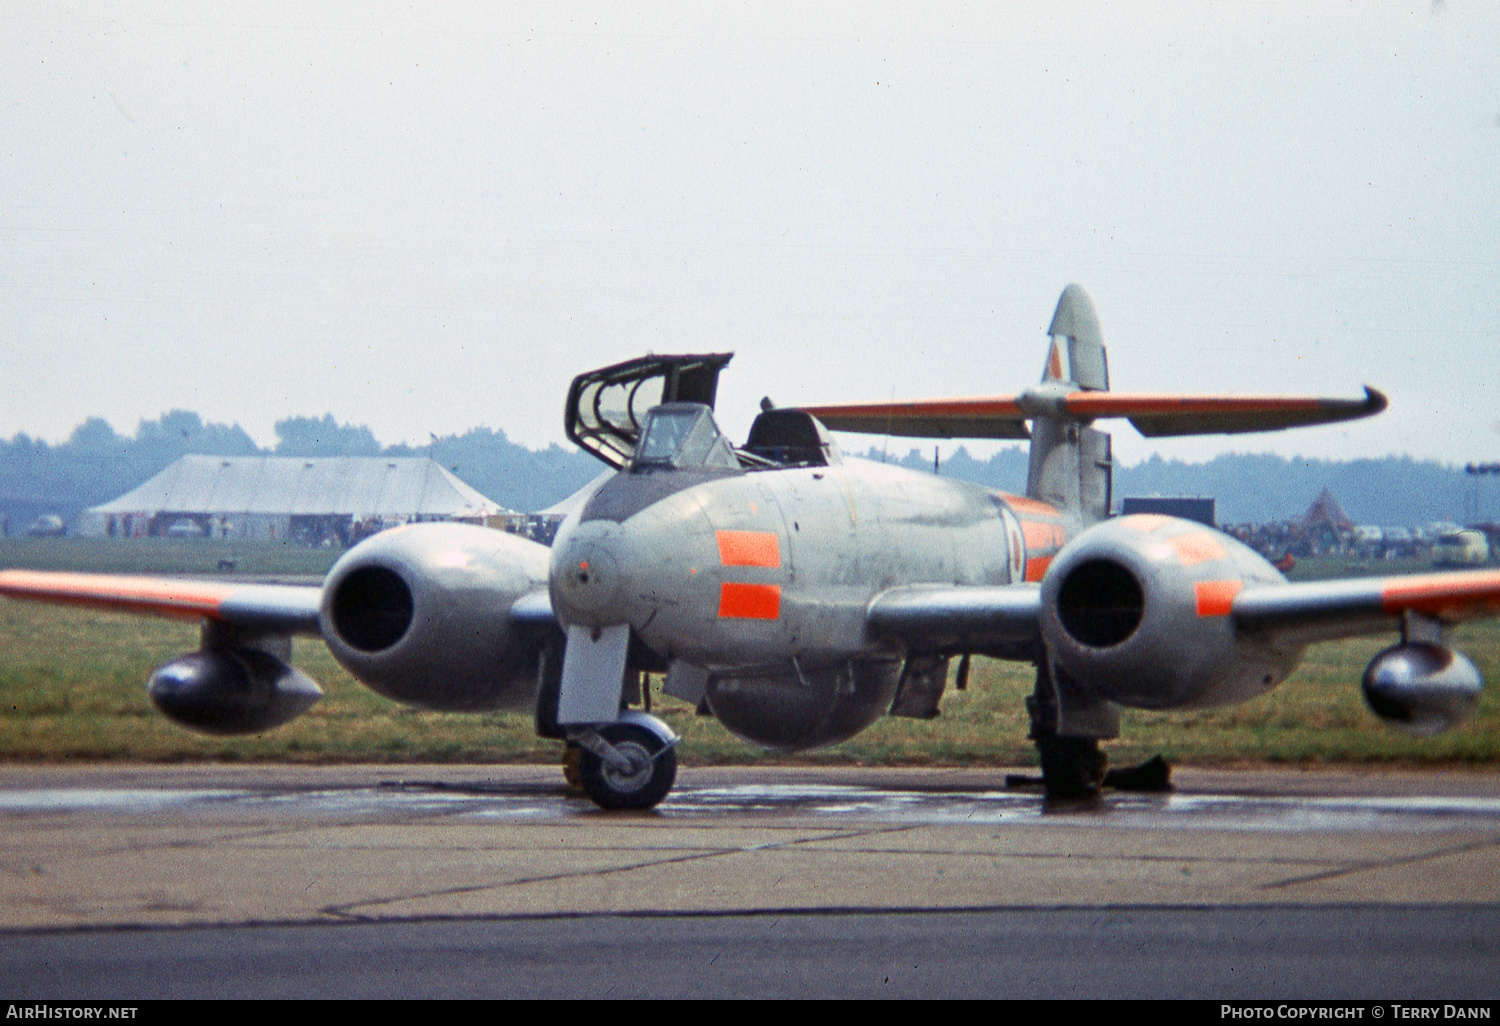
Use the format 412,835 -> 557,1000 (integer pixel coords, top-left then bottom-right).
1381,571 -> 1500,619
718,582 -> 781,620
716,530 -> 781,568
0,570 -> 234,621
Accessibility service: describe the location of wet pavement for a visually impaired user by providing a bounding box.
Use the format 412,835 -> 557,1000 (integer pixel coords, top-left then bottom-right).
3,763 -> 1499,931
4,763 -> 1499,997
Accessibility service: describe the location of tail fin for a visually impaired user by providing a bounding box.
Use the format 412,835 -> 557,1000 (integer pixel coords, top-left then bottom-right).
1042,283 -> 1109,391
1028,285 -> 1112,521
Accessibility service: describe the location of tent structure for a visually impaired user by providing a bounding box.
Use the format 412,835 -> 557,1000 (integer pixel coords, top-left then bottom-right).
1298,487 -> 1355,531
83,455 -> 509,543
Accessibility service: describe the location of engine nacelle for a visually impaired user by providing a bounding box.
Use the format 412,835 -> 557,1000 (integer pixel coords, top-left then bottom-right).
148,647 -> 322,735
1362,641 -> 1482,736
1039,515 -> 1302,711
705,659 -> 901,750
321,523 -> 552,712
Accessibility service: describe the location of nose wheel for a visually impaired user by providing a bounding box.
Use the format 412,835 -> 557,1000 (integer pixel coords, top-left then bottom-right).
575,722 -> 678,810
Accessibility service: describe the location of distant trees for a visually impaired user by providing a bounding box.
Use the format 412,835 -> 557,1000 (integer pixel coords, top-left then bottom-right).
273,415 -> 382,457
874,444 -> 1487,527
2,411 -> 1493,536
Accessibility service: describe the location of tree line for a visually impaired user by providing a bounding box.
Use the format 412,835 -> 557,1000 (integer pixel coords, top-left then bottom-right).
1,410 -> 1491,533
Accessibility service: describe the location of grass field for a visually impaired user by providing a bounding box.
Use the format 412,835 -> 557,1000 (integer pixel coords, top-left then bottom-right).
2,538 -> 1498,769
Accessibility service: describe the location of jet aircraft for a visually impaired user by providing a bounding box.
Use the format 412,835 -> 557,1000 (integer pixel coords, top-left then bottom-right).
4,284 -> 1500,809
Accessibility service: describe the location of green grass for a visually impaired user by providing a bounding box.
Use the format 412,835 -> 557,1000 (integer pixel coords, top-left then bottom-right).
2,598 -> 1498,768
2,539 -> 1498,769
0,536 -> 340,577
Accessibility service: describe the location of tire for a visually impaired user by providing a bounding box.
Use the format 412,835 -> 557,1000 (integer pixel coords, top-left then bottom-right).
578,723 -> 678,811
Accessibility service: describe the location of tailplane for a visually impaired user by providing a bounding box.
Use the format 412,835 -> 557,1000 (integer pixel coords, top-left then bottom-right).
797,283 -> 1385,522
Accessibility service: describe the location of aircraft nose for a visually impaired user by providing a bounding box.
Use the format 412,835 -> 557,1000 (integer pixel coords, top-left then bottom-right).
550,522 -> 628,628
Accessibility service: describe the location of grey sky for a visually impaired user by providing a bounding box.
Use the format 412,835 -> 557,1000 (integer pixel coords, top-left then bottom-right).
3,2 -> 1497,468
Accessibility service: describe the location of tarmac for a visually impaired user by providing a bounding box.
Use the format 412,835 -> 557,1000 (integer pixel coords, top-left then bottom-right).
4,761 -> 1500,930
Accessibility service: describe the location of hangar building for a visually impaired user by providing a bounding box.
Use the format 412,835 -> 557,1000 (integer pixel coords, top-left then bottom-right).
82,455 -> 509,545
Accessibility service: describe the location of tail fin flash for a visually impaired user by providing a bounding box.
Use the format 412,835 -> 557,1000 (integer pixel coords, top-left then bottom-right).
1043,284 -> 1109,391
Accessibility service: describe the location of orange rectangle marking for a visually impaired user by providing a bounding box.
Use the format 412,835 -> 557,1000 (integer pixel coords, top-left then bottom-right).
1003,494 -> 1061,517
718,582 -> 781,620
1024,556 -> 1052,583
1194,579 -> 1243,617
716,530 -> 781,567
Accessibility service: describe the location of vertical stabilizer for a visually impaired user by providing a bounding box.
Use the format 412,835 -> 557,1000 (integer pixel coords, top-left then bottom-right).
1042,283 -> 1109,391
1028,285 -> 1113,521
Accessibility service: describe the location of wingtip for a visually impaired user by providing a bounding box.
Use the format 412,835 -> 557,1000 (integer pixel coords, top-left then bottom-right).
1363,386 -> 1388,416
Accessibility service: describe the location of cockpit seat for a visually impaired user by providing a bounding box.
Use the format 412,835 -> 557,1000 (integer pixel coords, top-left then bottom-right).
745,409 -> 841,467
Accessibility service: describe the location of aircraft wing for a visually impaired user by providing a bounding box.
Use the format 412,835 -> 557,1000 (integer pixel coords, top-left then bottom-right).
800,388 -> 1387,440
1234,568 -> 1500,646
866,583 -> 1044,649
0,569 -> 324,635
864,567 -> 1500,655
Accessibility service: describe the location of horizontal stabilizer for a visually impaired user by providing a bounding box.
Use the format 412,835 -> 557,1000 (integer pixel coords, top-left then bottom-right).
797,399 -> 1032,440
800,387 -> 1386,440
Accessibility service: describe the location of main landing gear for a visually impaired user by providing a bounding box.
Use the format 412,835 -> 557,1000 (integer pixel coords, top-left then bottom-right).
1019,663 -> 1173,801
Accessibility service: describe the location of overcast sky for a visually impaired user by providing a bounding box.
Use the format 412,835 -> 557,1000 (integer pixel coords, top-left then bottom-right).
3,2 -> 1497,468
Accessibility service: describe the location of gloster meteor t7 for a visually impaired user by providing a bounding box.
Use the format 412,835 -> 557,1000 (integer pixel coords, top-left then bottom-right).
5,285 -> 1499,808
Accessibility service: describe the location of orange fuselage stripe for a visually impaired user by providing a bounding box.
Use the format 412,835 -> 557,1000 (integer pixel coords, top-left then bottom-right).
1024,557 -> 1052,583
716,530 -> 781,568
1001,494 -> 1062,517
1021,520 -> 1066,551
718,582 -> 781,620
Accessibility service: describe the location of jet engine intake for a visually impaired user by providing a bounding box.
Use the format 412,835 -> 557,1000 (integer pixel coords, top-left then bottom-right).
1362,641 -> 1482,736
321,523 -> 553,712
1039,515 -> 1302,711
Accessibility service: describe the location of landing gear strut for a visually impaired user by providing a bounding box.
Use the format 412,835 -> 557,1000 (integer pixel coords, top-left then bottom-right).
1018,662 -> 1172,799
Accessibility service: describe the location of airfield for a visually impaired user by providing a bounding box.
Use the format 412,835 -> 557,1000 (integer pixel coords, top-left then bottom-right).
3,761 -> 1499,998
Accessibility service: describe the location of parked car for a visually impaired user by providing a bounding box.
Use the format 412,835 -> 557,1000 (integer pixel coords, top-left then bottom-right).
165,518 -> 205,538
1433,529 -> 1489,567
25,514 -> 65,537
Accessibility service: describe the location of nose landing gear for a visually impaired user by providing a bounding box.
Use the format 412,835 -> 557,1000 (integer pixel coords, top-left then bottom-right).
569,716 -> 679,810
